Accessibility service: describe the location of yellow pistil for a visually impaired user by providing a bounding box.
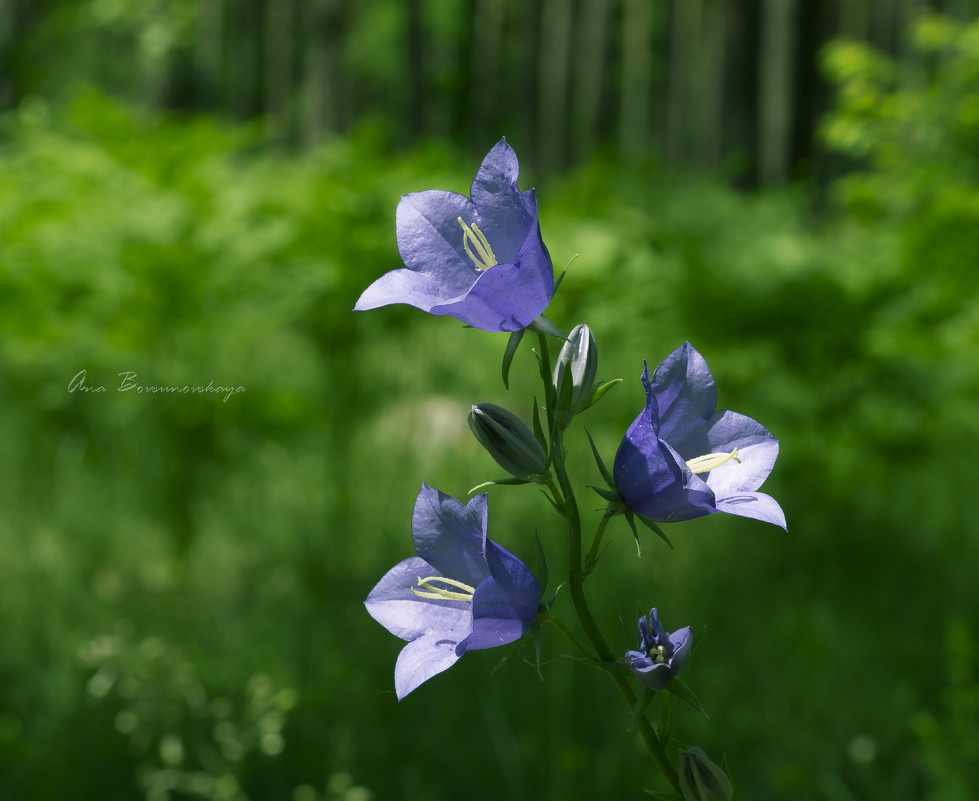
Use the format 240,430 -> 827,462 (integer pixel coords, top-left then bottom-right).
411,575 -> 476,603
458,217 -> 498,271
685,447 -> 741,475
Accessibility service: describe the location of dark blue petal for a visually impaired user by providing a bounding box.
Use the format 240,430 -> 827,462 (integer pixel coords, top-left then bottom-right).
651,343 -> 717,451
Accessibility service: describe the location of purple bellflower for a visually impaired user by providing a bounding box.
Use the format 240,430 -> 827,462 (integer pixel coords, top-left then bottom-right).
625,608 -> 692,691
355,139 -> 555,332
365,483 -> 541,699
613,342 -> 786,529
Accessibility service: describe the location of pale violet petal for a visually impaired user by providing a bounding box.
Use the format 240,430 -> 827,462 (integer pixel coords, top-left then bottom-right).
365,556 -> 472,642
394,632 -> 465,700
704,410 -> 779,495
715,491 -> 786,530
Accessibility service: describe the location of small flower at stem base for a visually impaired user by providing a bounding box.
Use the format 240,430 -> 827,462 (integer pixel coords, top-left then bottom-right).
624,608 -> 692,691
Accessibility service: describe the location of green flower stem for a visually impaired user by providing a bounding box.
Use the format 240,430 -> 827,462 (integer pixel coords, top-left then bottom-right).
541,613 -> 592,659
537,333 -> 679,792
583,506 -> 614,577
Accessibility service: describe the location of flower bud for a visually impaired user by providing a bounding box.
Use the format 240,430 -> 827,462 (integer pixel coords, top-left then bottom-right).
468,403 -> 548,480
552,324 -> 599,426
678,747 -> 733,801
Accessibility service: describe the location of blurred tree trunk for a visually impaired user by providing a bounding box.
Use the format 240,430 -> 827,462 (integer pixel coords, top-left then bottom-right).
303,0 -> 346,146
620,0 -> 653,161
571,0 -> 610,161
264,0 -> 294,145
470,0 -> 505,150
757,0 -> 797,184
537,0 -> 573,171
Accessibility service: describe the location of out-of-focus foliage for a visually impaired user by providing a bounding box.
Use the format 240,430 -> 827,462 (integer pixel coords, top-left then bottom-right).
2,11 -> 979,798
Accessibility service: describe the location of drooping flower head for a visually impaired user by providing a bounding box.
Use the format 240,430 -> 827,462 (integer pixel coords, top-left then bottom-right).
624,608 -> 692,691
365,483 -> 541,699
613,343 -> 786,529
355,138 -> 554,332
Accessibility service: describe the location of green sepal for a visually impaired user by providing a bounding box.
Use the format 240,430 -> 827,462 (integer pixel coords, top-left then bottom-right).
588,484 -> 622,504
469,477 -> 530,494
666,675 -> 710,719
584,377 -> 622,409
584,427 -> 614,487
502,328 -> 525,390
637,514 -> 673,549
627,685 -> 658,732
623,508 -> 643,557
527,314 -> 565,340
535,530 -> 549,595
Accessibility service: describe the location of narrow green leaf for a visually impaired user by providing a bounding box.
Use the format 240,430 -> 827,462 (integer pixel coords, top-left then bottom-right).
535,530 -> 549,595
552,253 -> 578,294
468,477 -> 529,494
501,328 -> 525,390
531,397 -> 548,454
532,621 -> 544,681
666,676 -> 710,719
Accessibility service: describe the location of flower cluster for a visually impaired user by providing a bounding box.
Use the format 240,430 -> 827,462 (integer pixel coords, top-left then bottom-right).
358,140 -> 783,795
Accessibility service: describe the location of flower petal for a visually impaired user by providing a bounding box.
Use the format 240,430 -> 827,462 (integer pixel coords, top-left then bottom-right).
354,267 -> 465,314
714,491 -> 786,530
651,343 -> 718,449
703,410 -> 779,495
469,139 -> 537,263
411,484 -> 491,586
394,632 -> 465,700
394,189 -> 477,288
625,651 -> 674,691
668,626 -> 693,673
614,435 -> 714,523
431,210 -> 553,332
464,541 -> 540,650
365,556 -> 472,642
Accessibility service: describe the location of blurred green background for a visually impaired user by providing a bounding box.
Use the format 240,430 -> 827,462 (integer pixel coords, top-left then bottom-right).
2,1 -> 979,799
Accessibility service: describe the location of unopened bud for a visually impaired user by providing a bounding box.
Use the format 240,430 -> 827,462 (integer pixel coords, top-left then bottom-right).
678,747 -> 733,801
468,403 -> 548,480
552,324 -> 599,424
